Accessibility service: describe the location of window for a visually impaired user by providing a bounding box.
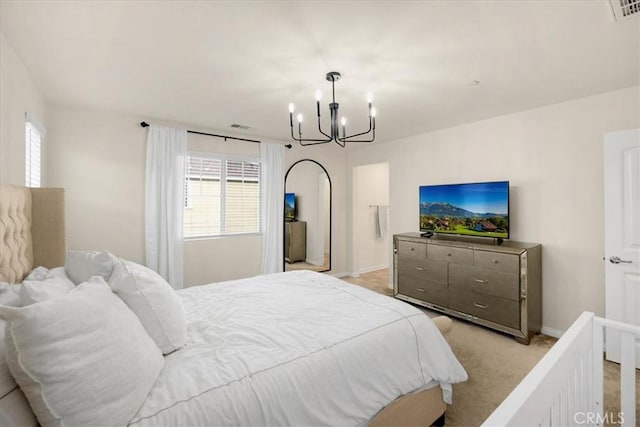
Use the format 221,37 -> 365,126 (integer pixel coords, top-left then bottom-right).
184,153 -> 261,238
25,115 -> 45,187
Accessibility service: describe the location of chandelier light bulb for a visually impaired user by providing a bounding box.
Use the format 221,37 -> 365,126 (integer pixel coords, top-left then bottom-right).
289,103 -> 295,113
315,90 -> 322,101
371,107 -> 377,118
297,113 -> 304,123
341,117 -> 347,126
367,93 -> 374,103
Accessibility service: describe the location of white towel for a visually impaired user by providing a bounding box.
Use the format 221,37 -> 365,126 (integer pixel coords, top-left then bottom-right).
375,206 -> 388,238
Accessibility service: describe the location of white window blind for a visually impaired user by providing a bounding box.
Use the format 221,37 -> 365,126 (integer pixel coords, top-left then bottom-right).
25,116 -> 44,188
184,153 -> 261,238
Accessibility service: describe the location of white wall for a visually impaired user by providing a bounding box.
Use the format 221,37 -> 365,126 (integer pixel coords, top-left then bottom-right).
351,162 -> 389,275
348,86 -> 640,333
0,33 -> 47,185
46,106 -> 148,262
184,235 -> 260,285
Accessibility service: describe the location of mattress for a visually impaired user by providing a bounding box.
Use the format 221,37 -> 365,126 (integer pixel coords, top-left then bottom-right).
129,270 -> 467,426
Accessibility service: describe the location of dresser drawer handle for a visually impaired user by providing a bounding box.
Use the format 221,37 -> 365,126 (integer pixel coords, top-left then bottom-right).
410,248 -> 415,251
474,278 -> 488,284
473,302 -> 489,309
492,259 -> 499,264
447,253 -> 452,257
415,267 -> 425,271
416,288 -> 425,292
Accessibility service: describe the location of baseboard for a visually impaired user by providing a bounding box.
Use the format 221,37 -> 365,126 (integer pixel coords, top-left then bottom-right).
356,263 -> 389,275
330,271 -> 351,279
540,326 -> 564,339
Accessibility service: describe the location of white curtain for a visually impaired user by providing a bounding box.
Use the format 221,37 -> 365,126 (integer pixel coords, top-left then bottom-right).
145,125 -> 187,289
260,142 -> 285,274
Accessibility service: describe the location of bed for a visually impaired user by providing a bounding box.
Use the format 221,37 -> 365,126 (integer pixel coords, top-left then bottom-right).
0,184 -> 467,426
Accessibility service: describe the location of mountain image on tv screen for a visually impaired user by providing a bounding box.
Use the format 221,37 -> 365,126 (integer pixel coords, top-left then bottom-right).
419,181 -> 509,239
284,193 -> 296,220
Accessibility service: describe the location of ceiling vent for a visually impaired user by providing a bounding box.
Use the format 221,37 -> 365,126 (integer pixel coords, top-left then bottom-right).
230,124 -> 251,130
609,0 -> 640,21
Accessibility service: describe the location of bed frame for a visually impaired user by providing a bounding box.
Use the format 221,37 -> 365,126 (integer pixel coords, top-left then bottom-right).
0,184 -> 66,283
482,311 -> 638,426
0,184 -> 449,426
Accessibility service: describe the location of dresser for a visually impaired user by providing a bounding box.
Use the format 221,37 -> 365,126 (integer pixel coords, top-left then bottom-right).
393,233 -> 541,344
285,221 -> 306,263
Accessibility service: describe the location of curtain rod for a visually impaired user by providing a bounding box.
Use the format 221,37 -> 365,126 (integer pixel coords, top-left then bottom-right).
140,122 -> 292,149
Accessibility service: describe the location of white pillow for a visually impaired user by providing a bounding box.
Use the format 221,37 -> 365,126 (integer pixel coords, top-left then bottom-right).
0,321 -> 17,401
0,276 -> 164,427
109,259 -> 186,354
0,281 -> 23,399
20,267 -> 75,305
25,266 -> 49,281
0,385 -> 38,427
0,281 -> 22,396
64,250 -> 116,284
0,282 -> 22,307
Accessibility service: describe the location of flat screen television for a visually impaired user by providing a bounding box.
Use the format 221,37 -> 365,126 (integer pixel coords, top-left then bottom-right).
284,192 -> 297,221
419,181 -> 509,239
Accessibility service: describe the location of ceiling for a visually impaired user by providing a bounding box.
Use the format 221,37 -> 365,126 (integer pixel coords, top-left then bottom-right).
1,0 -> 638,144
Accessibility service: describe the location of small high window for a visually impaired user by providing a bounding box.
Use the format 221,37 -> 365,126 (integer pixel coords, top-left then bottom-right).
25,114 -> 45,187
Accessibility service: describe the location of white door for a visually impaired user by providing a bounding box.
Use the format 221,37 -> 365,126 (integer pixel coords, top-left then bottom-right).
604,129 -> 640,366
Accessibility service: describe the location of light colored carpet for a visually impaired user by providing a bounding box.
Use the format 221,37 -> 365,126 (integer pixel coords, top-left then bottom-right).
343,269 -> 638,427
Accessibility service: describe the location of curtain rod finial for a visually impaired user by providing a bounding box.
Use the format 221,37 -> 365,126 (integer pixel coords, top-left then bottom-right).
140,121 -> 150,128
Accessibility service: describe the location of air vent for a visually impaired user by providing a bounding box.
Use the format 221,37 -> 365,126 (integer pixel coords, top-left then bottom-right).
230,124 -> 251,130
610,0 -> 640,21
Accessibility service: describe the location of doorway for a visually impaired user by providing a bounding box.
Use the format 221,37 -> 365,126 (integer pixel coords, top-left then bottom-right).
351,162 -> 390,279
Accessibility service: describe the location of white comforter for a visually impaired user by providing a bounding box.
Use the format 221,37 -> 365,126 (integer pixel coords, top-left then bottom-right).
129,270 -> 467,426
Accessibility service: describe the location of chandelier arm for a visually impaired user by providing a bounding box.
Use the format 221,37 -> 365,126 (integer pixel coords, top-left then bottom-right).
339,128 -> 376,144
299,139 -> 334,146
292,135 -> 334,143
342,117 -> 374,140
316,116 -> 332,139
342,129 -> 373,140
340,137 -> 374,143
290,123 -> 332,144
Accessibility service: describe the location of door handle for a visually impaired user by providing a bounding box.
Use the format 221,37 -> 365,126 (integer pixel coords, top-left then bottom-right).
474,278 -> 488,284
473,302 -> 488,309
609,256 -> 633,264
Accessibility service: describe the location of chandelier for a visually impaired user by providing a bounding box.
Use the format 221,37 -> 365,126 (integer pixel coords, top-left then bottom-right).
288,71 -> 376,147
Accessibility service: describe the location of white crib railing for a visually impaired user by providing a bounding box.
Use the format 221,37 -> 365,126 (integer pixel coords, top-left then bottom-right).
482,311 -> 639,426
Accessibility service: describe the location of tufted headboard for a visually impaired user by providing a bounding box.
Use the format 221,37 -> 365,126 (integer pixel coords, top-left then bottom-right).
0,184 -> 66,283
